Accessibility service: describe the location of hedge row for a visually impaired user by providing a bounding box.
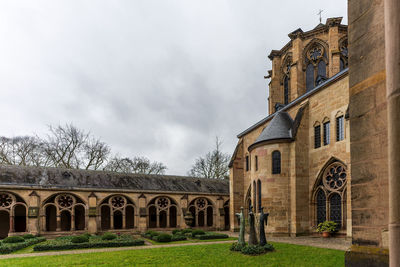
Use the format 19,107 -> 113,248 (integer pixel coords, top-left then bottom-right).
33,239 -> 144,251
0,237 -> 46,254
194,233 -> 229,240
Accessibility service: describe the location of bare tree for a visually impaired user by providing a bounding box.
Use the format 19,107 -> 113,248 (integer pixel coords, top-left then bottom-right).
188,137 -> 230,179
104,156 -> 167,175
0,123 -> 167,174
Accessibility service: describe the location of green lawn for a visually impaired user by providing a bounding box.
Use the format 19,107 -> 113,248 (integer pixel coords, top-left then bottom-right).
0,242 -> 344,267
145,236 -> 237,245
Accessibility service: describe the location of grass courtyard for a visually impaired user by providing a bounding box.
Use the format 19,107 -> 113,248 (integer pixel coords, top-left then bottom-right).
0,242 -> 345,267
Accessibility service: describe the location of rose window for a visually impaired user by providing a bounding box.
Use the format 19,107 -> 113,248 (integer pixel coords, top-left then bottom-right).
0,193 -> 13,208
57,195 -> 74,208
196,198 -> 206,209
323,163 -> 347,190
111,196 -> 125,208
157,198 -> 169,209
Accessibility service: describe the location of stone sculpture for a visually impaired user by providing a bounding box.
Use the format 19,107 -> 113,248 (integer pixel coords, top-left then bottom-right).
235,207 -> 245,246
248,205 -> 258,245
259,207 -> 269,246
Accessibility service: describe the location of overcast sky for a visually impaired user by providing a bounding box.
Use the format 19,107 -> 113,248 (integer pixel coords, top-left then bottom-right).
0,1 -> 347,175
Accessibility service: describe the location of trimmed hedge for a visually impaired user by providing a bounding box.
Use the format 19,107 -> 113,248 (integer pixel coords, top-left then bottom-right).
181,229 -> 193,234
194,233 -> 229,240
101,233 -> 117,240
172,229 -> 181,235
241,245 -> 265,255
22,234 -> 35,239
0,237 -> 46,254
33,239 -> 144,252
171,234 -> 187,241
71,235 -> 89,244
191,230 -> 205,237
3,236 -> 25,243
155,233 -> 172,243
230,242 -> 245,252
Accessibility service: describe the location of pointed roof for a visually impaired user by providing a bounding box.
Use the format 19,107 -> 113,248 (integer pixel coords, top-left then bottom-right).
248,111 -> 294,151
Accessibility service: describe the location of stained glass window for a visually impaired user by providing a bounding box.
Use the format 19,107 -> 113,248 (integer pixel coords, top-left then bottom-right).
257,180 -> 261,212
317,60 -> 326,79
316,190 -> 326,225
323,121 -> 330,146
330,194 -> 342,228
284,75 -> 289,105
306,63 -> 314,91
336,116 -> 344,141
272,151 -> 281,174
314,125 -> 321,148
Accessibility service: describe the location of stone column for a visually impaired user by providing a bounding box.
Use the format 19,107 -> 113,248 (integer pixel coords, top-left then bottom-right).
88,193 -> 97,234
71,214 -> 75,231
385,0 -> 400,265
56,215 -> 61,231
9,215 -> 14,234
138,194 -> 147,232
28,191 -> 40,235
122,214 -> 126,229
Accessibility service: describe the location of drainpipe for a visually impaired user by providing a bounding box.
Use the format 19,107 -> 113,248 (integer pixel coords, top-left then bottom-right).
385,0 -> 400,266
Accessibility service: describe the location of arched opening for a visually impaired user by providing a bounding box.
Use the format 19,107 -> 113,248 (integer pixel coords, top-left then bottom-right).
148,206 -> 157,228
206,206 -> 213,227
74,205 -> 85,231
253,180 -> 257,211
14,205 -> 26,232
101,205 -> 111,230
272,151 -> 281,174
147,196 -> 178,228
198,210 -> 205,227
224,205 -> 230,230
126,206 -> 135,229
0,211 -> 9,238
60,210 -> 71,231
113,210 -> 123,229
46,205 -> 57,231
257,180 -> 262,212
189,206 -> 196,227
159,210 -> 167,228
169,206 -> 177,227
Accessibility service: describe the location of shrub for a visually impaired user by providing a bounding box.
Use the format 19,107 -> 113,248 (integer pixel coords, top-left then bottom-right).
230,242 -> 245,251
22,234 -> 35,239
33,239 -> 144,252
263,243 -> 275,252
191,230 -> 205,237
181,229 -> 193,234
184,233 -> 192,237
172,229 -> 182,235
101,233 -> 117,240
316,221 -> 338,233
155,233 -> 172,243
194,233 -> 229,240
83,233 -> 91,238
171,234 -> 187,241
241,245 -> 266,255
2,236 -> 25,243
71,235 -> 89,244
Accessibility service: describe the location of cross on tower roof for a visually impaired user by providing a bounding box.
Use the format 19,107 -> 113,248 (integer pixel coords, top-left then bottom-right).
317,9 -> 323,23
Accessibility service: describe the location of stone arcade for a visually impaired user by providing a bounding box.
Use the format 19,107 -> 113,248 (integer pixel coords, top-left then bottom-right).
0,165 -> 229,238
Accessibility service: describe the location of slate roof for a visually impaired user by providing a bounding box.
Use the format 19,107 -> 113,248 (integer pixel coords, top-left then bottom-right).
252,111 -> 294,144
0,165 -> 229,195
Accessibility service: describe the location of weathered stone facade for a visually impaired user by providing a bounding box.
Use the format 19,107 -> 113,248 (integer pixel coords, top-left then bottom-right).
0,165 -> 229,238
230,18 -> 351,237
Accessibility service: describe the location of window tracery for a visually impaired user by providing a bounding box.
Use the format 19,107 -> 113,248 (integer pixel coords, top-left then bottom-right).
339,38 -> 348,70
304,41 -> 328,91
188,197 -> 214,227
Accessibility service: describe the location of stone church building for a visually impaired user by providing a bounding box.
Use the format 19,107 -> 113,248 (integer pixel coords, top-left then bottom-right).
229,17 -> 351,237
0,165 -> 229,238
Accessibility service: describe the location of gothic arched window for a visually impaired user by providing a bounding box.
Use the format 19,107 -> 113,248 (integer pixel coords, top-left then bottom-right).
313,161 -> 347,230
284,75 -> 289,105
339,38 -> 348,71
257,179 -> 262,212
272,151 -> 281,174
304,42 -> 328,91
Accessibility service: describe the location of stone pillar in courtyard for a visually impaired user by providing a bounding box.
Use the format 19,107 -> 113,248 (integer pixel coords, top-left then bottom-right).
27,191 -> 40,235
87,192 -> 97,234
217,197 -> 224,230
138,194 -> 147,232
385,0 -> 400,265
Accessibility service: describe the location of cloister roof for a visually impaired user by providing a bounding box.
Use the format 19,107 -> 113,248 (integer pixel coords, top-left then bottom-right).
0,165 -> 229,195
